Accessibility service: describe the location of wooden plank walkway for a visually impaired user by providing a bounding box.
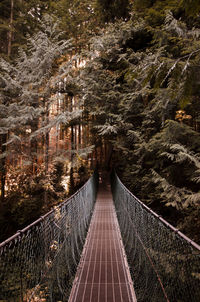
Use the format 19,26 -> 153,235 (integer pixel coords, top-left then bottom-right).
69,180 -> 137,302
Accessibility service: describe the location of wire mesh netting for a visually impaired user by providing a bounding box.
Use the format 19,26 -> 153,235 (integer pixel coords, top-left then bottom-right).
0,171 -> 98,302
111,172 -> 200,302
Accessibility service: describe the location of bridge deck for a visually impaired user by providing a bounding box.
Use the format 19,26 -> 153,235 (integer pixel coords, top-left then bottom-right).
69,181 -> 136,302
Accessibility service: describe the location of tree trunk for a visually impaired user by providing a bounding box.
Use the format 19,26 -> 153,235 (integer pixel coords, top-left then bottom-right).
0,134 -> 7,202
45,131 -> 49,174
30,121 -> 38,173
8,0 -> 14,57
69,124 -> 75,194
44,101 -> 50,173
105,142 -> 113,171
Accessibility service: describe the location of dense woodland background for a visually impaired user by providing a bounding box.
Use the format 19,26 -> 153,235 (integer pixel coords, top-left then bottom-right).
0,0 -> 200,244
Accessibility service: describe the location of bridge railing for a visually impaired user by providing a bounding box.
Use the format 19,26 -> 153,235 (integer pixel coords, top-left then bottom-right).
111,172 -> 200,302
0,171 -> 98,302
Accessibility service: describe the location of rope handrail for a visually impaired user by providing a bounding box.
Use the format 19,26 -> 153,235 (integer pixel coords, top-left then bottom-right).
0,174 -> 96,249
111,171 -> 200,302
116,173 -> 200,251
0,170 -> 99,302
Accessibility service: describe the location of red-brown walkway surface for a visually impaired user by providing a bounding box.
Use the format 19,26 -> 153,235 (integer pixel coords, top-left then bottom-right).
69,181 -> 137,302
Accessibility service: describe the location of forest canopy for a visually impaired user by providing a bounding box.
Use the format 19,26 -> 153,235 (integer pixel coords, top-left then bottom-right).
0,0 -> 200,244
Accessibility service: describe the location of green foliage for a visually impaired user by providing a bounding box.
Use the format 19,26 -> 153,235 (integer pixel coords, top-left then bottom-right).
95,0 -> 131,23
134,0 -> 179,13
0,160 -> 68,242
0,0 -> 51,57
78,7 -> 200,241
1,0 -> 200,245
51,161 -> 65,192
181,0 -> 200,16
134,0 -> 155,10
145,8 -> 165,27
49,0 -> 98,49
0,15 -> 73,167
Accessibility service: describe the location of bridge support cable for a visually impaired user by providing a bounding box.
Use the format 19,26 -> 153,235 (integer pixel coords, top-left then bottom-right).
69,178 -> 137,302
111,172 -> 200,302
0,171 -> 98,302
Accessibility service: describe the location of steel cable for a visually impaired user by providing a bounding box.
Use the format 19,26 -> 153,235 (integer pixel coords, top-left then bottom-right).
111,172 -> 200,302
0,171 -> 98,302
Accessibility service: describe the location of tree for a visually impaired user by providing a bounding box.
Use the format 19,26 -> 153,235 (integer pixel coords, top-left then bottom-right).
0,15 -> 73,201
76,5 -> 200,241
49,0 -> 98,51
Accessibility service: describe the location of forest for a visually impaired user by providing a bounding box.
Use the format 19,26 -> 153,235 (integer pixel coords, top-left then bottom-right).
0,0 -> 200,244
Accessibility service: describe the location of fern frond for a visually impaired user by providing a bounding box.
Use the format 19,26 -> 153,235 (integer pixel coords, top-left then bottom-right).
95,123 -> 118,136
3,134 -> 21,146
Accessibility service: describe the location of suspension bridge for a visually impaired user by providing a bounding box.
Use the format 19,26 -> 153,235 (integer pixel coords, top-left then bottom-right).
0,171 -> 200,302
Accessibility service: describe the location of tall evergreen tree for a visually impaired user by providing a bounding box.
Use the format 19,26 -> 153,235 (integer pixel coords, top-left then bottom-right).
0,15 -> 73,201
0,0 -> 51,58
